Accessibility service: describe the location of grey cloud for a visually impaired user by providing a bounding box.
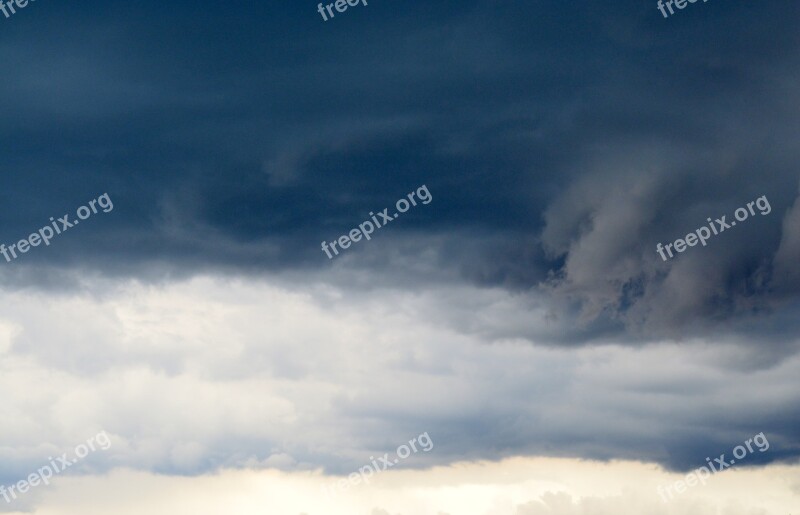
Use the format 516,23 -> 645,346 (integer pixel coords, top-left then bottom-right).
0,0 -> 797,346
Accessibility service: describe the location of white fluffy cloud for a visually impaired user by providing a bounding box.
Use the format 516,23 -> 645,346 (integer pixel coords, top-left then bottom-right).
0,273 -> 797,513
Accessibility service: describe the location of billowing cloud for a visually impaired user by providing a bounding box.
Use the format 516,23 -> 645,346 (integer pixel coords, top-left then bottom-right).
0,275 -> 797,490
0,0 -> 797,512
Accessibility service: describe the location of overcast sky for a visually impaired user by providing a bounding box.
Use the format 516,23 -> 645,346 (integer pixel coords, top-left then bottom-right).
0,0 -> 798,513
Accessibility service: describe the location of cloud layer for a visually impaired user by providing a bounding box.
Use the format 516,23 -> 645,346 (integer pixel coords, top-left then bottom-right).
0,0 -> 797,342
0,275 -> 797,487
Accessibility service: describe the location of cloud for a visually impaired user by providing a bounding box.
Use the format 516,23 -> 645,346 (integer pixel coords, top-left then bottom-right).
2,457 -> 798,514
0,0 -> 796,345
0,274 -> 797,488
541,170 -> 800,341
772,184 -> 800,293
0,2 -> 798,512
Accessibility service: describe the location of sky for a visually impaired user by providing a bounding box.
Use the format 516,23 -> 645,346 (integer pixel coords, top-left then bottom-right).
0,0 -> 799,513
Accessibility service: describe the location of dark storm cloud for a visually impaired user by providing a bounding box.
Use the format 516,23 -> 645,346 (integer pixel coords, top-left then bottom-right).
0,0 -> 798,342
